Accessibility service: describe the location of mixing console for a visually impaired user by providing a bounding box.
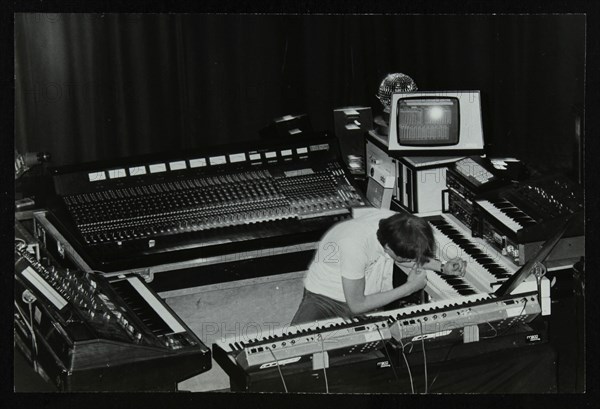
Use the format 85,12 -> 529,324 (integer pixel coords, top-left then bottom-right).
43,136 -> 365,272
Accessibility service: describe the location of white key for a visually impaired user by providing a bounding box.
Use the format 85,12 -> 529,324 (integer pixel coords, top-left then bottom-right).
476,199 -> 523,233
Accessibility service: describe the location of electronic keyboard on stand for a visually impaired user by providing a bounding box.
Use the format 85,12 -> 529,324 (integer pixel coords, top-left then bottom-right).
14,221 -> 211,391
213,291 -> 544,389
213,315 -> 391,371
36,134 -> 365,288
472,173 -> 584,266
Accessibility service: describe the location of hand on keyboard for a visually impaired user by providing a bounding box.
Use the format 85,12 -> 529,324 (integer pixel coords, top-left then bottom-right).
442,258 -> 467,277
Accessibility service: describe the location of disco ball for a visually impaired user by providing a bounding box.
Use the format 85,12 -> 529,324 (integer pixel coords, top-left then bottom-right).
376,73 -> 418,112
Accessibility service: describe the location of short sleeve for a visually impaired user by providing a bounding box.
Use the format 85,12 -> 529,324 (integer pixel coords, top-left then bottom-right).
338,237 -> 367,280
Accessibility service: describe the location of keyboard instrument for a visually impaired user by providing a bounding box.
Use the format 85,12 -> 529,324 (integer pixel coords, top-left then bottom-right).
42,135 -> 365,274
472,173 -> 583,265
213,315 -> 391,370
214,290 -> 543,374
443,156 -> 511,236
14,227 -> 211,391
368,292 -> 541,344
424,213 -> 550,314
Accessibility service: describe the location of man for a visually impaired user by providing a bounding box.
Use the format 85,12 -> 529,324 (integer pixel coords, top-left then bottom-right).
291,208 -> 467,325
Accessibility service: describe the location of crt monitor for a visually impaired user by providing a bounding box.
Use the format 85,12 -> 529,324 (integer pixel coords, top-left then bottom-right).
387,91 -> 485,154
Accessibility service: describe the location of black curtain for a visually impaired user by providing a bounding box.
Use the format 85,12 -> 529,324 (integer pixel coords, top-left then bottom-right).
15,14 -> 584,177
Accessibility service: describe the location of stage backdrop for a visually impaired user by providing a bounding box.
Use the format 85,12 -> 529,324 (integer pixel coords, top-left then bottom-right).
15,14 -> 584,178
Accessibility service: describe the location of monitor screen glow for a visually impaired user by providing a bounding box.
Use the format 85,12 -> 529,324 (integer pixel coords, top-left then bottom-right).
388,91 -> 484,154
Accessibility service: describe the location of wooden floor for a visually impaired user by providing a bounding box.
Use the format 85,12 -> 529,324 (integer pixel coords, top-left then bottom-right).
162,271 -> 306,392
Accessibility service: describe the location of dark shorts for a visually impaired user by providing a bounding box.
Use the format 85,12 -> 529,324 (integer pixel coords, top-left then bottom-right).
290,289 -> 354,326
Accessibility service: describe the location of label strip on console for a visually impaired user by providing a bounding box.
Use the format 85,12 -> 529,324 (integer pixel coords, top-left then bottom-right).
21,267 -> 68,310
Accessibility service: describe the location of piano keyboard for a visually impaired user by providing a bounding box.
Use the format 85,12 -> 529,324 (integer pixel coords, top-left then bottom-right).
110,276 -> 185,336
476,199 -> 536,233
215,315 -> 390,369
214,291 -> 543,373
370,292 -> 541,343
428,215 -> 519,294
425,269 -> 480,300
426,214 -> 550,314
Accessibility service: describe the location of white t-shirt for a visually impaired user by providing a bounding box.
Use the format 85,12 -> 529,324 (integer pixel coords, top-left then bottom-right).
304,208 -> 398,302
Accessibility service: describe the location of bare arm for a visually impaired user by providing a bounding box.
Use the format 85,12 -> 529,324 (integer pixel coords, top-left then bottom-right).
396,258 -> 467,276
342,266 -> 427,315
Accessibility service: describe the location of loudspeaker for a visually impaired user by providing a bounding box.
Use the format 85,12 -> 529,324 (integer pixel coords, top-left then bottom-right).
333,107 -> 373,175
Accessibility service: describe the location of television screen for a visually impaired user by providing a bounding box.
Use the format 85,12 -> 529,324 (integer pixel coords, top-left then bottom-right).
396,97 -> 459,146
387,91 -> 484,154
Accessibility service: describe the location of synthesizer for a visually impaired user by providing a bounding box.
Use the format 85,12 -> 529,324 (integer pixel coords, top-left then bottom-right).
213,315 -> 391,370
368,292 -> 541,345
42,135 -> 365,273
14,224 -> 211,391
472,173 -> 584,265
421,214 -> 550,315
214,291 -> 543,374
443,156 -> 511,235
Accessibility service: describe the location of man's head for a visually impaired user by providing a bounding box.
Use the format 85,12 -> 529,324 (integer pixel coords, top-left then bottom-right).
376,213 -> 435,265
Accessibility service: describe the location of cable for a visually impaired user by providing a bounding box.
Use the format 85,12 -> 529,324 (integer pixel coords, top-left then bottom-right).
481,321 -> 499,339
496,298 -> 529,337
266,347 -> 288,393
17,292 -> 40,373
418,320 -> 428,394
427,299 -> 529,391
317,334 -> 329,393
427,338 -> 461,391
376,327 -> 400,383
27,303 -> 38,372
398,336 -> 415,394
14,300 -> 38,362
